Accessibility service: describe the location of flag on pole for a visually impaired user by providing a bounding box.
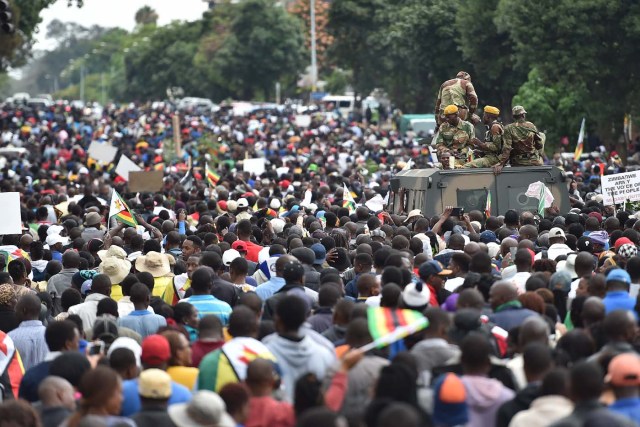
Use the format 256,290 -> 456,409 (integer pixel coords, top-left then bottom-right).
485,189 -> 492,218
342,183 -> 356,214
206,163 -> 220,187
525,181 -> 554,217
180,168 -> 194,191
573,118 -> 586,161
109,190 -> 138,227
360,307 -> 429,351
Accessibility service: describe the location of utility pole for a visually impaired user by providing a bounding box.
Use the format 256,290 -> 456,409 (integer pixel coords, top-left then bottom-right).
310,0 -> 317,92
80,64 -> 85,104
101,72 -> 105,105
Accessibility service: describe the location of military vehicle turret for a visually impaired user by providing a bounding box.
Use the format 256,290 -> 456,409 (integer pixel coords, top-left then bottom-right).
388,166 -> 571,217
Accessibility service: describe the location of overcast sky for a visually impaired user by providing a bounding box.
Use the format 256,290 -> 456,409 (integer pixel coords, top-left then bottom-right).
35,0 -> 210,51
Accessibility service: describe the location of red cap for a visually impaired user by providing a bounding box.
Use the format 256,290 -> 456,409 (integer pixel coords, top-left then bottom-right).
279,180 -> 291,189
606,353 -> 640,386
588,212 -> 603,223
231,240 -> 248,252
615,237 -> 634,251
218,200 -> 228,211
141,335 -> 171,366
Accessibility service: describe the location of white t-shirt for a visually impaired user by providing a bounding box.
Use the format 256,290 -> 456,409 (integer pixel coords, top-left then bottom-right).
444,277 -> 465,292
511,272 -> 531,293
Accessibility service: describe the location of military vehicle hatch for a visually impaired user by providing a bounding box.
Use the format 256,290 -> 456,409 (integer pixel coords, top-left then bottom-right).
388,166 -> 571,217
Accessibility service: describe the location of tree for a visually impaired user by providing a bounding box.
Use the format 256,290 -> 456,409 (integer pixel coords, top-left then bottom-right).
208,0 -> 306,100
455,0 -> 526,116
134,5 -> 158,27
0,0 -> 58,70
288,0 -> 333,73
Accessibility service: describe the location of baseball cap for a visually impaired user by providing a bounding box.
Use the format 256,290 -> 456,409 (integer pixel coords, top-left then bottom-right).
432,373 -> 468,427
139,369 -> 172,399
108,337 -> 142,368
310,243 -> 326,265
419,260 -> 452,279
46,234 -> 68,247
606,353 -> 640,387
231,241 -> 248,252
548,227 -> 566,241
141,335 -> 171,366
606,268 -> 631,285
269,199 -> 281,210
614,237 -> 634,252
271,218 -> 286,234
237,198 -> 249,209
222,249 -> 241,267
588,212 -> 603,223
282,260 -> 305,281
47,225 -> 64,236
479,230 -> 498,244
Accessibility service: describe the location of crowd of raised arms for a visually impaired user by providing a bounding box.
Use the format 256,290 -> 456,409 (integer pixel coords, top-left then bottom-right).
0,94 -> 638,427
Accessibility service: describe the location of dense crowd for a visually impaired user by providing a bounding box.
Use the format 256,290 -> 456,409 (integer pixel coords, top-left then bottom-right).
0,100 -> 638,427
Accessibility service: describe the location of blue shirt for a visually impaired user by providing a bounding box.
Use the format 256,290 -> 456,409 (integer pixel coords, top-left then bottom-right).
8,320 -> 48,371
117,310 -> 167,338
603,291 -> 639,320
121,378 -> 192,416
184,295 -> 232,326
610,397 -> 640,424
255,277 -> 285,301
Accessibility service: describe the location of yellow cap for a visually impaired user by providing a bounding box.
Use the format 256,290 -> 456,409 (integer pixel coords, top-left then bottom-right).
139,369 -> 172,399
484,106 -> 500,115
443,105 -> 459,115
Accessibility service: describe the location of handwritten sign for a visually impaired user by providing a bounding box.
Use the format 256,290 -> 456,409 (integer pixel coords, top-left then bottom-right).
601,171 -> 640,205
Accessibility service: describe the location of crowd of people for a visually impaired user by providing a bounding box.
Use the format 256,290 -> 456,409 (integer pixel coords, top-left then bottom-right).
0,98 -> 638,427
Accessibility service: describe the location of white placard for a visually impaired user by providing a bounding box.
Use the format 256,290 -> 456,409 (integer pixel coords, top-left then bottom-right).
276,167 -> 289,177
115,155 -> 142,181
365,194 -> 385,212
243,158 -> 266,176
295,115 -> 312,128
88,141 -> 118,164
0,193 -> 22,235
601,171 -> 640,205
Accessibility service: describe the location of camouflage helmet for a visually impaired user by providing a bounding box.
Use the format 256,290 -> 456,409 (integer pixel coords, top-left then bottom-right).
456,71 -> 471,81
512,106 -> 527,116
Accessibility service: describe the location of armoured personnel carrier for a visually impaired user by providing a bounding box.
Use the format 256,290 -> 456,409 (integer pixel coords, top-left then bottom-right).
388,166 -> 571,217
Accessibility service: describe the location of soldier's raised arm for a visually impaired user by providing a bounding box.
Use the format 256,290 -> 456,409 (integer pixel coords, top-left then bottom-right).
465,80 -> 478,115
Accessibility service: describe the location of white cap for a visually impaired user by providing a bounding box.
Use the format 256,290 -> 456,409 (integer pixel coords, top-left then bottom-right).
548,227 -> 566,240
46,234 -> 68,247
237,198 -> 249,209
222,249 -> 241,266
47,225 -> 64,236
270,199 -> 281,210
271,218 -> 286,234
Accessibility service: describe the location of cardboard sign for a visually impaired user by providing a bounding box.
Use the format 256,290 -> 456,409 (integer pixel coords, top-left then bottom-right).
243,158 -> 266,176
601,171 -> 640,205
88,141 -> 118,164
128,170 -> 164,193
0,193 -> 22,235
115,155 -> 142,181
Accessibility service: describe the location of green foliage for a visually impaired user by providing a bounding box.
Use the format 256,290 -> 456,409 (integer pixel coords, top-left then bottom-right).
325,68 -> 351,94
134,5 -> 158,27
206,0 -> 306,100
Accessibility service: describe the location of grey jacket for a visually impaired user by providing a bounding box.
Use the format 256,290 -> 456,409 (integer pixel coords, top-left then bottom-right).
46,268 -> 79,315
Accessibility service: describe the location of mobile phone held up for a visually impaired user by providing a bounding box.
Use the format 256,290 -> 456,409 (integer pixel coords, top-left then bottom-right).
451,207 -> 465,218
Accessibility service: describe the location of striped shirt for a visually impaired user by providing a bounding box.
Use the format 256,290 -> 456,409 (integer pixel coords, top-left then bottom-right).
8,320 -> 48,370
182,295 -> 232,326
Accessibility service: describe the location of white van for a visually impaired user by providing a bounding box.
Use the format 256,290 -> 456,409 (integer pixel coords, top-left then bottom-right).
321,95 -> 355,117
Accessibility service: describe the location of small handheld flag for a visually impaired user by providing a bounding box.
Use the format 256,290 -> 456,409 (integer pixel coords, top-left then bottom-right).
109,190 -> 138,227
485,189 -> 492,218
573,118 -> 586,161
342,183 -> 356,214
360,307 -> 429,352
206,163 -> 220,187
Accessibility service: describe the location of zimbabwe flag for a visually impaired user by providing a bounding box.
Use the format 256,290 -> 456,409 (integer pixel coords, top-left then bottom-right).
367,307 -> 428,347
109,190 -> 138,227
206,163 -> 220,187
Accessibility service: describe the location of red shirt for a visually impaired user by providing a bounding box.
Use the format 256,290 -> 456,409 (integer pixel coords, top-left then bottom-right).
246,396 -> 295,427
244,241 -> 264,263
191,339 -> 225,368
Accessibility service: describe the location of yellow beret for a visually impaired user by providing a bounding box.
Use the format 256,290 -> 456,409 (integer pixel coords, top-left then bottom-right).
443,105 -> 458,115
484,106 -> 500,115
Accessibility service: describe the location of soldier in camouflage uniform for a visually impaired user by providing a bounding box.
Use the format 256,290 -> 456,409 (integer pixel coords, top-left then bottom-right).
463,105 -> 503,169
434,105 -> 475,169
435,71 -> 478,125
493,106 -> 545,174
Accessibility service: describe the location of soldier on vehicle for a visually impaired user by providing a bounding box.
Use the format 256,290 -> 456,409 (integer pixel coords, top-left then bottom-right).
463,105 -> 503,169
434,105 -> 475,169
493,106 -> 545,174
434,71 -> 478,126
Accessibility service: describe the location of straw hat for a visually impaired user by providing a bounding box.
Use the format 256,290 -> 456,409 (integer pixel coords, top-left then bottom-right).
98,257 -> 132,285
135,251 -> 171,277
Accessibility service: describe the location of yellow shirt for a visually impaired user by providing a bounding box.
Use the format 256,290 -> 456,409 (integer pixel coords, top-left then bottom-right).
166,366 -> 199,390
152,275 -> 175,304
111,284 -> 123,302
